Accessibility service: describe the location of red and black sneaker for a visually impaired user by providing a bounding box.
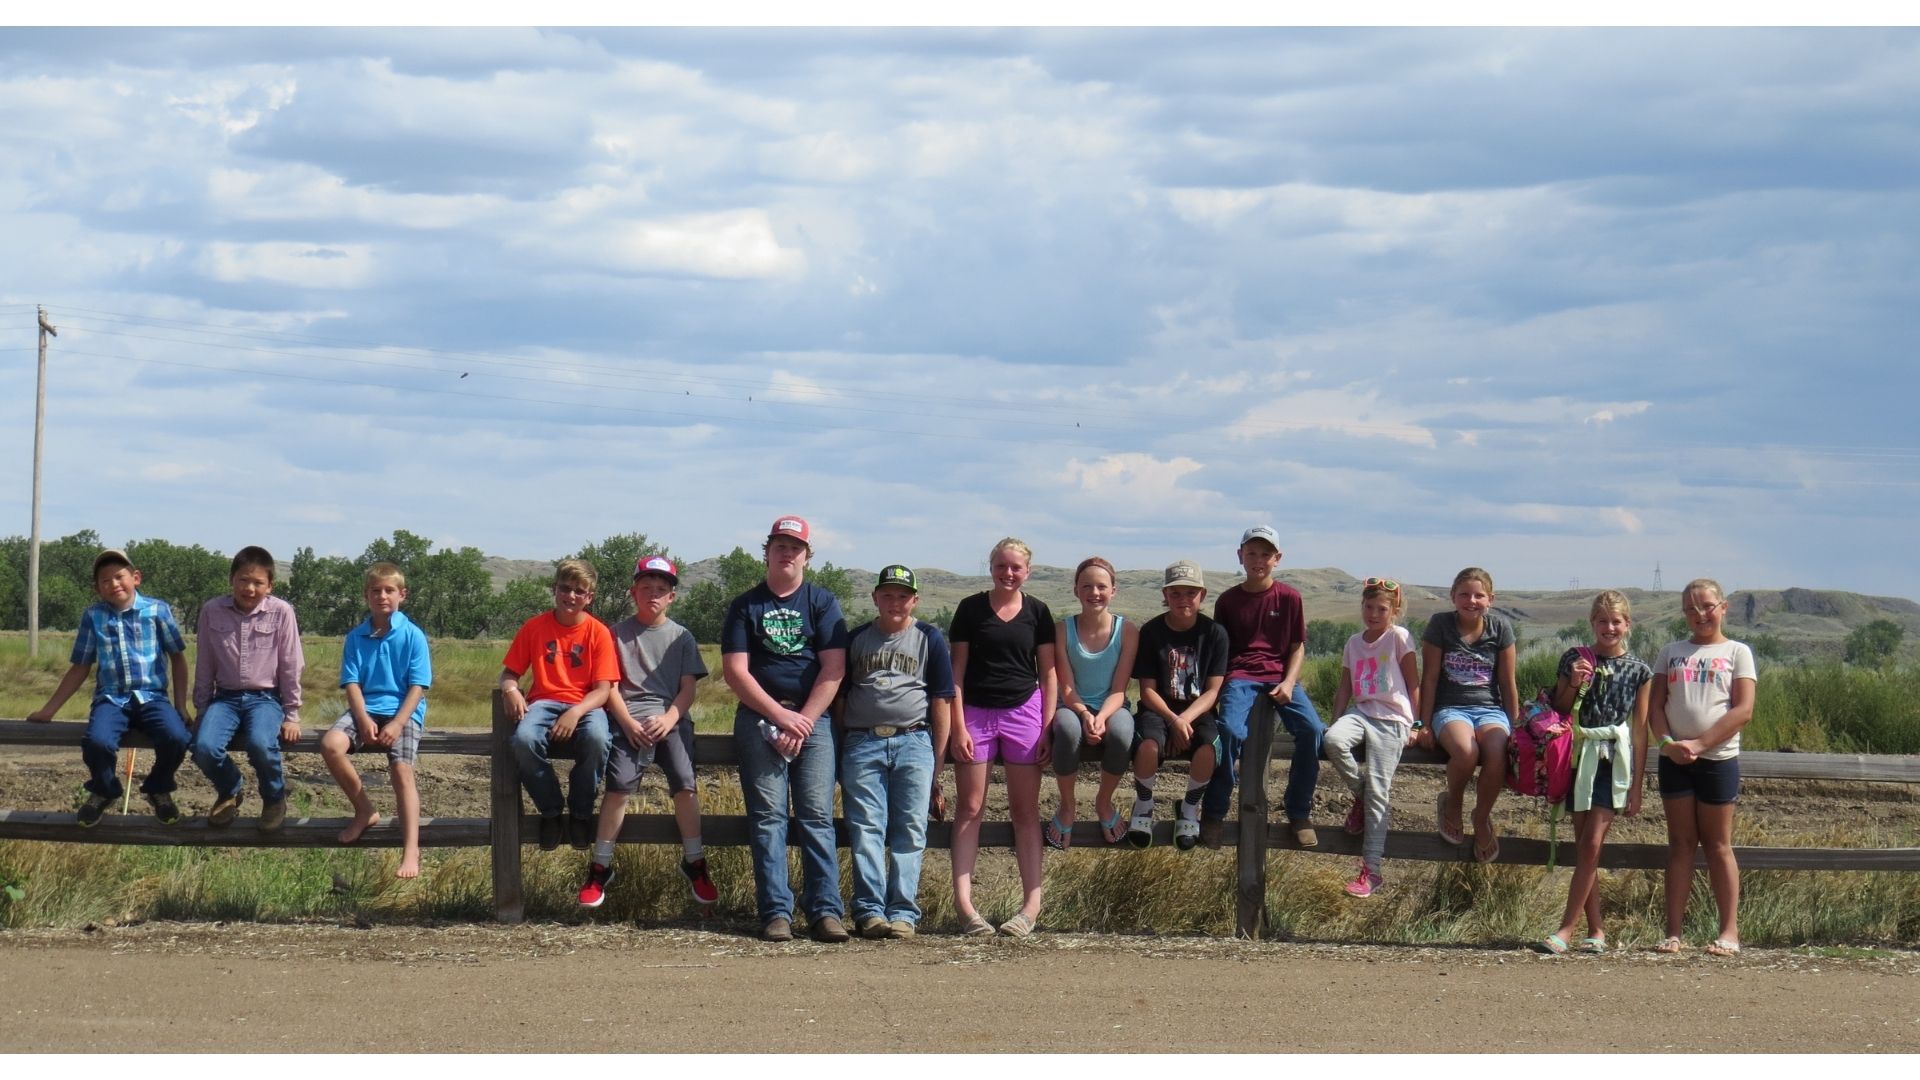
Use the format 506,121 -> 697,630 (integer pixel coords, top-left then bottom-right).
681,857 -> 719,904
578,862 -> 616,908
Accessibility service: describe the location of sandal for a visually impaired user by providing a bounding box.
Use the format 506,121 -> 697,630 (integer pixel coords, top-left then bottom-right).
1473,831 -> 1500,864
1043,812 -> 1073,852
1706,939 -> 1742,957
998,912 -> 1035,938
1098,805 -> 1127,845
1655,936 -> 1685,954
1173,815 -> 1201,850
1540,933 -> 1571,955
1581,936 -> 1607,955
1436,790 -> 1465,846
1126,798 -> 1156,849
958,913 -> 995,937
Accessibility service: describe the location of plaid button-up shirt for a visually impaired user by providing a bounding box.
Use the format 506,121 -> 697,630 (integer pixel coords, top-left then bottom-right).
71,591 -> 187,706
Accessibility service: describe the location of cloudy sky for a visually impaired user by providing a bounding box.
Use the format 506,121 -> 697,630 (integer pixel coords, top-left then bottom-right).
2,27 -> 1917,597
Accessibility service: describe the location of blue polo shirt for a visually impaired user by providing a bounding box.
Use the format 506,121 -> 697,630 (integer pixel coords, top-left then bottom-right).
340,611 -> 433,725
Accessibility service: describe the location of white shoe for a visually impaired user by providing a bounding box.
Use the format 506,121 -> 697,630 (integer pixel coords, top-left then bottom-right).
1126,798 -> 1156,849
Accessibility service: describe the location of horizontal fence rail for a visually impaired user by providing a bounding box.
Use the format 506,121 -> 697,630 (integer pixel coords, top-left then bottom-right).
3,699 -> 1918,935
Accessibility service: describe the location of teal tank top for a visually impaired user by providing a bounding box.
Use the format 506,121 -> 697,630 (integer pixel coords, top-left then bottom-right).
1066,613 -> 1126,698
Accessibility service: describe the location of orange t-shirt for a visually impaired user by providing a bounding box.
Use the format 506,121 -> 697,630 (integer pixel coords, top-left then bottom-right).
503,611 -> 620,705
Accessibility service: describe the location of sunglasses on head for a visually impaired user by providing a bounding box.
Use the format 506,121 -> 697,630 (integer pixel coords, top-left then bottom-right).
1363,577 -> 1401,592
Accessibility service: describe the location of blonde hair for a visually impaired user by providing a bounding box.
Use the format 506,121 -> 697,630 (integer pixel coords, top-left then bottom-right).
364,562 -> 406,589
1683,578 -> 1725,604
1452,566 -> 1494,594
554,558 -> 597,592
1074,556 -> 1116,586
1362,580 -> 1404,615
1590,589 -> 1631,620
990,537 -> 1033,566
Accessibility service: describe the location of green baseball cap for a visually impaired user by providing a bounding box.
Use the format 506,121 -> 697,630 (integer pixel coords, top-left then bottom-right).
875,564 -> 919,592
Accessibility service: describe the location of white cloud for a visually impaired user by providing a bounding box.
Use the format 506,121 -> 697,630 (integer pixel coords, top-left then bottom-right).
513,208 -> 805,280
1062,453 -> 1209,503
199,241 -> 375,288
1225,389 -> 1438,449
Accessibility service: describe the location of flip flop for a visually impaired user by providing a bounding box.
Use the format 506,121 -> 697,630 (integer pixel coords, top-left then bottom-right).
1436,790 -> 1465,846
1474,832 -> 1500,864
1581,936 -> 1607,955
1706,939 -> 1742,957
1098,806 -> 1127,845
1655,936 -> 1685,954
1043,812 -> 1072,852
1540,933 -> 1571,955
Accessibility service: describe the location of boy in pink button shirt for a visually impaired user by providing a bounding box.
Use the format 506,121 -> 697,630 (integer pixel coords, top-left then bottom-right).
190,546 -> 305,832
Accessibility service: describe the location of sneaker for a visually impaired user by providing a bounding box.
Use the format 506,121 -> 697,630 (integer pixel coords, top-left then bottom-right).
578,862 -> 616,908
811,914 -> 851,943
857,915 -> 892,940
1199,818 -> 1225,849
1343,796 -> 1365,836
1344,862 -> 1384,899
76,793 -> 111,827
887,919 -> 916,939
537,815 -> 563,852
208,789 -> 244,828
147,792 -> 181,826
568,815 -> 595,851
257,799 -> 288,833
763,917 -> 794,942
1290,818 -> 1319,849
680,857 -> 720,904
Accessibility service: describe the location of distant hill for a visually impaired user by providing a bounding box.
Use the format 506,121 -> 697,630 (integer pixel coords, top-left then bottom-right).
500,556 -> 1918,656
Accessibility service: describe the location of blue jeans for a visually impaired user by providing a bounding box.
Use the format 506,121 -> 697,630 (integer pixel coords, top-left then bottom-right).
840,728 -> 934,925
511,700 -> 612,818
1206,678 -> 1324,822
190,689 -> 287,802
734,708 -> 843,924
83,697 -> 190,800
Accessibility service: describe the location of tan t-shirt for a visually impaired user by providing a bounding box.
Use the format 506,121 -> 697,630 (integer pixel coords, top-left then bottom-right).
1655,639 -> 1758,761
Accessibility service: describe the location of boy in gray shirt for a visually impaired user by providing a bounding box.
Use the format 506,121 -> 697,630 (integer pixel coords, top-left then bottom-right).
578,556 -> 714,909
836,565 -> 955,938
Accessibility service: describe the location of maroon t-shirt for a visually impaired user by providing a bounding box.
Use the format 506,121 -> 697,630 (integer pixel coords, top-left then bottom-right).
1213,580 -> 1306,682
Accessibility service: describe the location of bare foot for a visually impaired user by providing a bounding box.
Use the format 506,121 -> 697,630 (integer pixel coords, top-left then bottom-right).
395,851 -> 420,879
338,808 -> 380,844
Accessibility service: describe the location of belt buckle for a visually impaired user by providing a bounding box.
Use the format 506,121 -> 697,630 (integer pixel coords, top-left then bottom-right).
873,725 -> 899,738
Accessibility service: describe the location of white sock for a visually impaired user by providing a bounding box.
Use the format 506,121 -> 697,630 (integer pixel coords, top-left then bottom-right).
592,840 -> 615,865
682,837 -> 703,862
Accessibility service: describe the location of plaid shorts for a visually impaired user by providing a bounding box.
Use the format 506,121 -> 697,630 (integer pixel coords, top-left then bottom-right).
330,711 -> 421,765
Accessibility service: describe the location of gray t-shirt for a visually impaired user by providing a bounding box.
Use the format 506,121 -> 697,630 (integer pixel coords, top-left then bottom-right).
842,619 -> 956,730
1423,611 -> 1516,710
612,616 -> 708,718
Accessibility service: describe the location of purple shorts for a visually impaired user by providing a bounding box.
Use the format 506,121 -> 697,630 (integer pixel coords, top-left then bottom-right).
963,689 -> 1045,766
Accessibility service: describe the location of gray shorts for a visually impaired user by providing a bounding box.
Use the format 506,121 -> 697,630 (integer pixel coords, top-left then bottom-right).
330,711 -> 421,765
605,718 -> 697,795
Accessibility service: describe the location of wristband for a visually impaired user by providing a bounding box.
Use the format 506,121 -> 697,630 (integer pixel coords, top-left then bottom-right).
1658,735 -> 1675,748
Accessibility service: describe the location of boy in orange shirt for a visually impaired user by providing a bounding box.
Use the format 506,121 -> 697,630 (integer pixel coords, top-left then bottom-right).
501,559 -> 621,851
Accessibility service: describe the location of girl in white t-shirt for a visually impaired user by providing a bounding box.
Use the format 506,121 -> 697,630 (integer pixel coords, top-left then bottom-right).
1648,578 -> 1758,957
1324,578 -> 1420,898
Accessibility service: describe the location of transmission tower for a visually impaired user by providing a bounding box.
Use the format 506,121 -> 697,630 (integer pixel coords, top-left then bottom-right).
1654,561 -> 1663,592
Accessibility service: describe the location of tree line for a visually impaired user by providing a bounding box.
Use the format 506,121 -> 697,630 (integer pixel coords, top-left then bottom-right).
0,530 -> 862,644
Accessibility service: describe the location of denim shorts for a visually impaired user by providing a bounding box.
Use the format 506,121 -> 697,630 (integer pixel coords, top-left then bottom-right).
1658,755 -> 1741,806
1433,705 -> 1511,734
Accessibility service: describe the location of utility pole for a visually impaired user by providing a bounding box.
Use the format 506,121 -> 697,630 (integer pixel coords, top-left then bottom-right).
29,306 -> 55,658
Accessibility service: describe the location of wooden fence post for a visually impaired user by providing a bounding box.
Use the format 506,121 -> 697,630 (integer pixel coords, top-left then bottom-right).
1235,695 -> 1276,939
490,690 -> 524,923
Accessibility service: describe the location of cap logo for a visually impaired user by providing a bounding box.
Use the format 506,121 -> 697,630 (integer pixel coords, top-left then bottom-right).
776,519 -> 803,533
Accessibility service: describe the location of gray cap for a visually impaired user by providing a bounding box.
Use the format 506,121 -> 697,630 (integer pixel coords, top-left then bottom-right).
1240,525 -> 1280,549
1163,560 -> 1205,590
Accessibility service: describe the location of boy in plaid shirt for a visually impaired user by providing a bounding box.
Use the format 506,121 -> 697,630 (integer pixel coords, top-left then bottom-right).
28,549 -> 192,826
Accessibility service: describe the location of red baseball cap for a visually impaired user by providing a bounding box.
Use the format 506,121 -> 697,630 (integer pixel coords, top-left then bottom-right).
632,555 -> 679,585
768,515 -> 811,544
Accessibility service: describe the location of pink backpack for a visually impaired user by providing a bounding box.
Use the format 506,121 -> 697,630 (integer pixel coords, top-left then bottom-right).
1505,647 -> 1593,867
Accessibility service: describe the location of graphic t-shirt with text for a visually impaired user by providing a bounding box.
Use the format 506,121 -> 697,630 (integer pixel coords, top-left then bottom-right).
721,580 -> 850,706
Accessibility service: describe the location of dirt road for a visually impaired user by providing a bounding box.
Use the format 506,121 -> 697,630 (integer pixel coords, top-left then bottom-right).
1,923 -> 1914,1053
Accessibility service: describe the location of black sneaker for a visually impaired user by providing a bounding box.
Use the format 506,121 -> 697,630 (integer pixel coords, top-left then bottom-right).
538,815 -> 563,851
147,792 -> 181,826
76,793 -> 111,827
568,815 -> 595,851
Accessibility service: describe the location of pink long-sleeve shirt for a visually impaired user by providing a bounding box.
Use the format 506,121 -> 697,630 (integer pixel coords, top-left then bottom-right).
192,594 -> 306,722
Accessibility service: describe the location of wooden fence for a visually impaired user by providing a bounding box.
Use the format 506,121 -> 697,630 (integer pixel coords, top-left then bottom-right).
2,694 -> 1917,936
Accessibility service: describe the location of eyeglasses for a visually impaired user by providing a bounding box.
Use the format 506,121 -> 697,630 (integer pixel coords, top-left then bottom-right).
553,585 -> 593,598
1363,577 -> 1401,592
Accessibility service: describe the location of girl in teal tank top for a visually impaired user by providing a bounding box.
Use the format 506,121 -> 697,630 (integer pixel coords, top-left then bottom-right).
1047,557 -> 1140,849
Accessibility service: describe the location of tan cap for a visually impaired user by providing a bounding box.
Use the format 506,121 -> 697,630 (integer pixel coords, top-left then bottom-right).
1162,560 -> 1205,590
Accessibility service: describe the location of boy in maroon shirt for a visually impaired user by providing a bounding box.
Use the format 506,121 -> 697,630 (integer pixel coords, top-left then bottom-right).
1207,526 -> 1325,849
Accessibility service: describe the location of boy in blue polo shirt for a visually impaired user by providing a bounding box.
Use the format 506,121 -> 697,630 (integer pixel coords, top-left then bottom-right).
28,549 -> 192,826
